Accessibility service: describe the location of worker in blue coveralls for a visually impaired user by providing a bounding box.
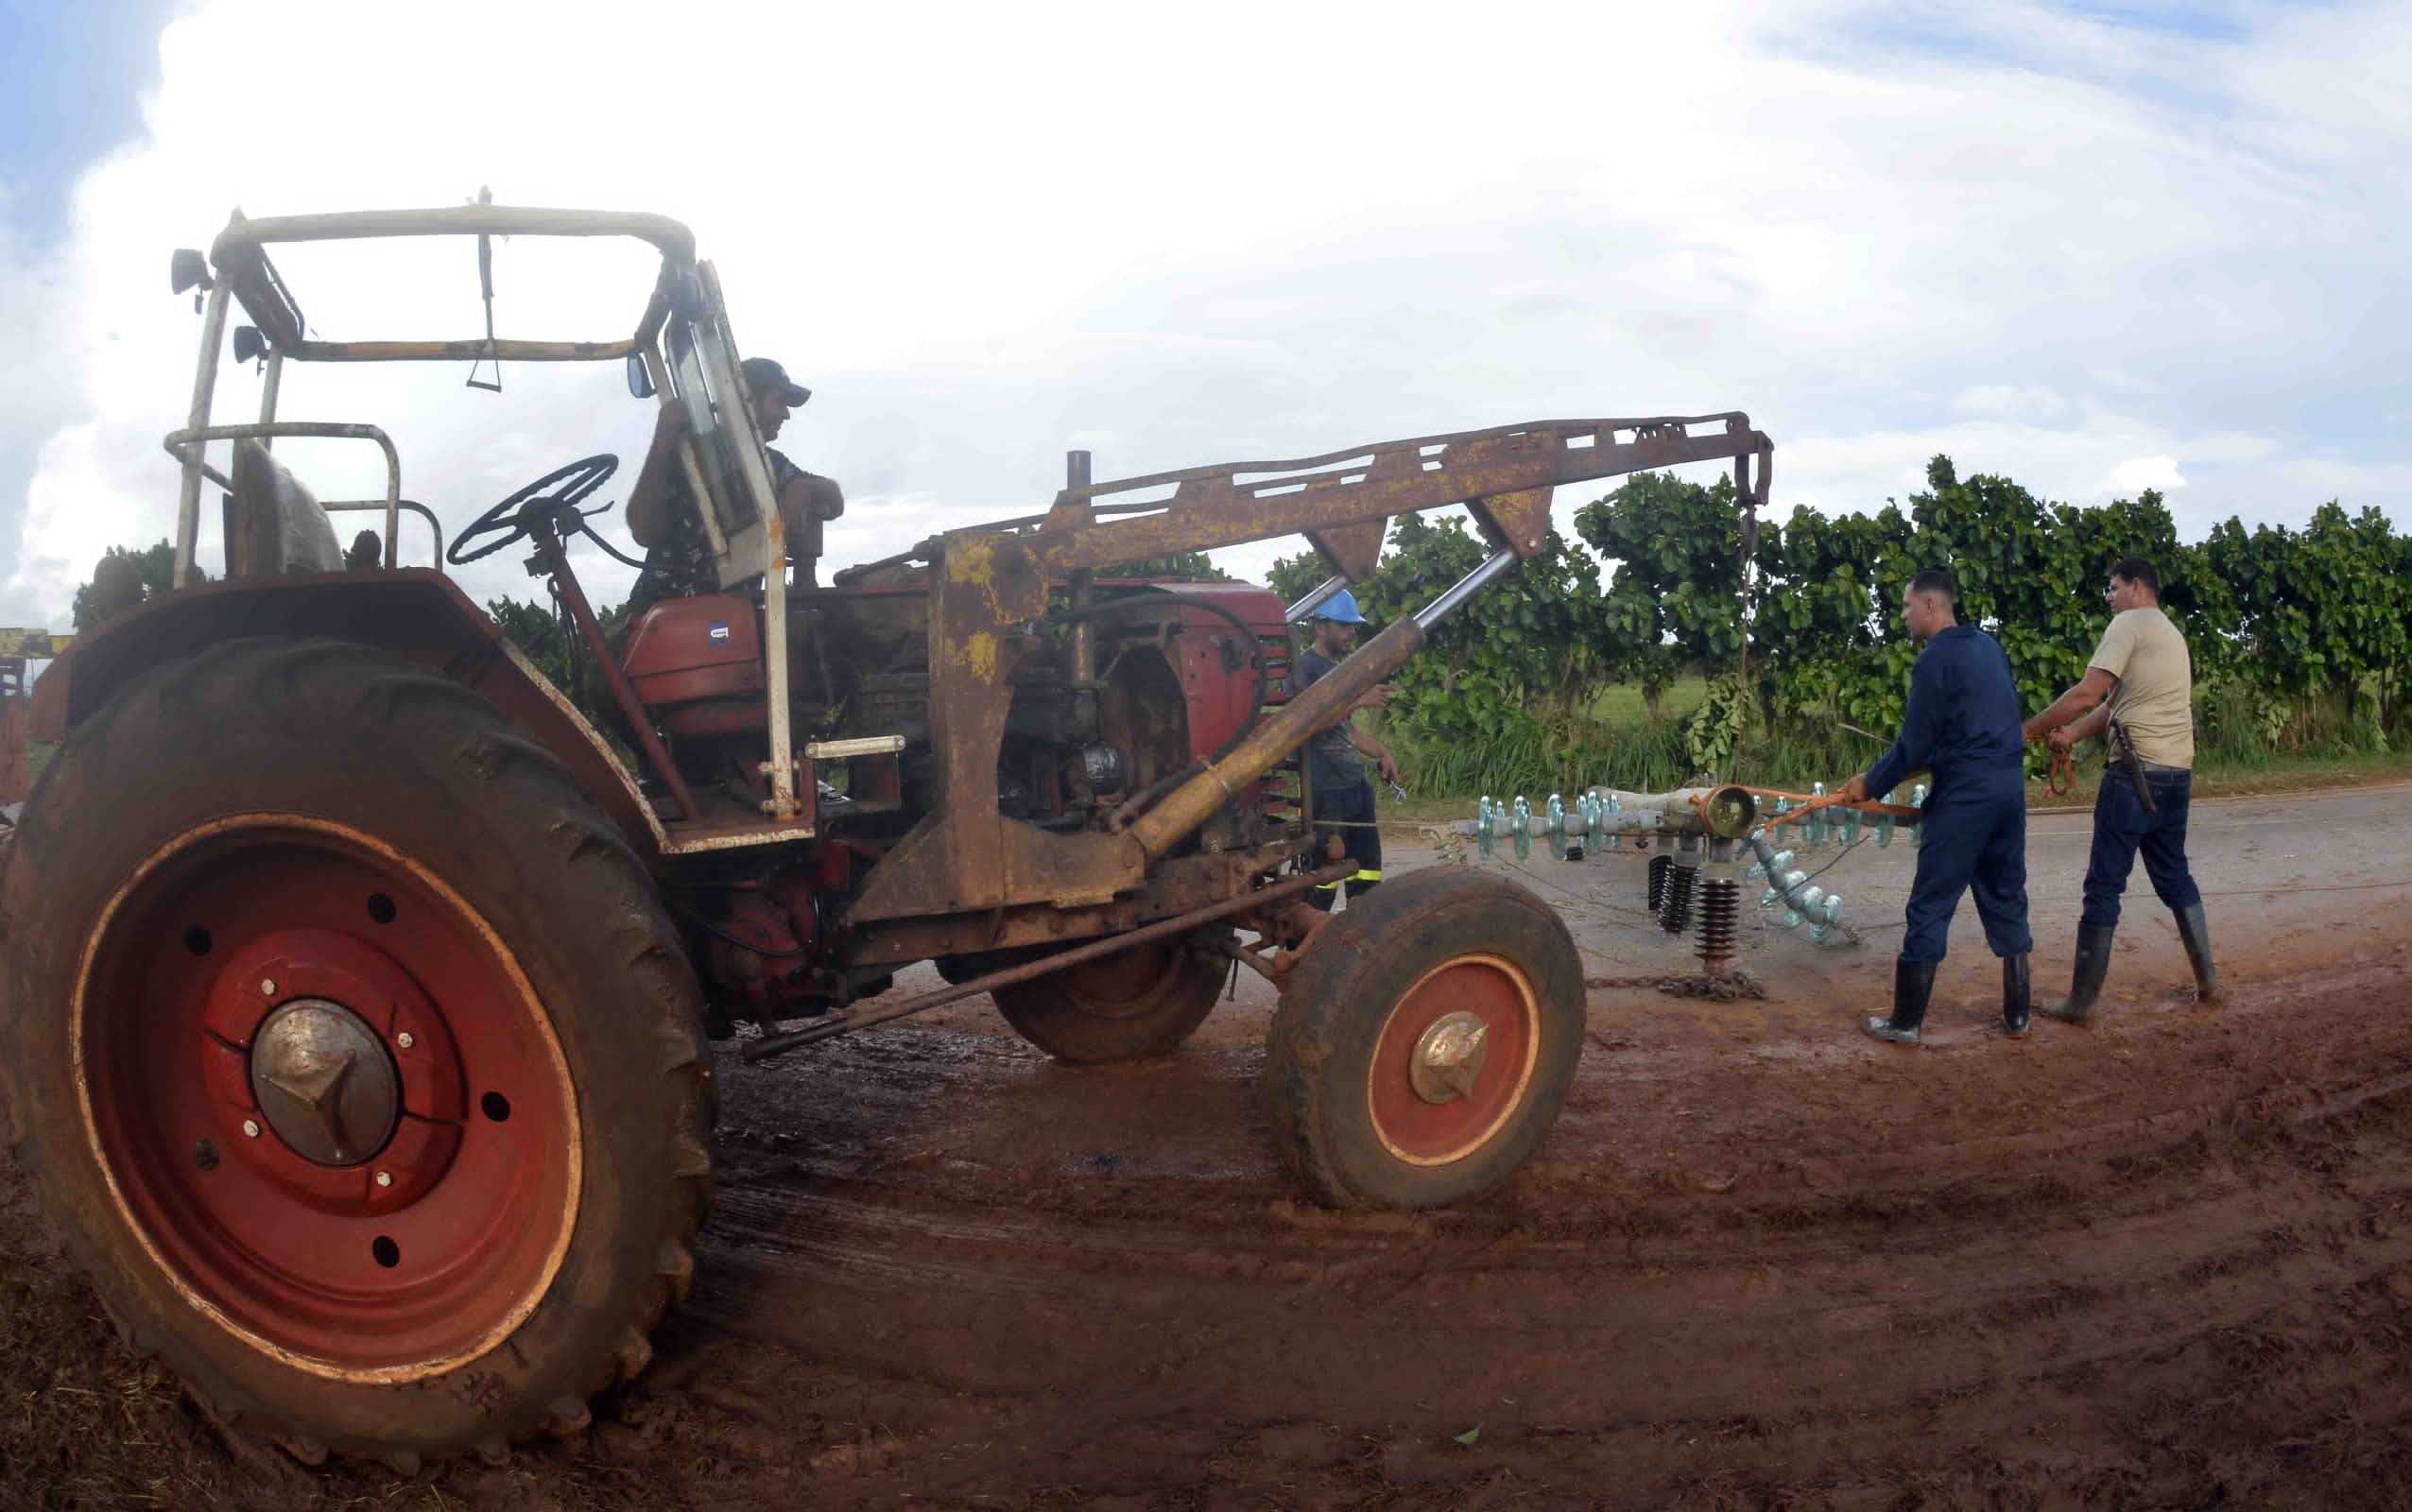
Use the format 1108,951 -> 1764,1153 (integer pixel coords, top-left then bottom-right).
1835,569 -> 2033,1045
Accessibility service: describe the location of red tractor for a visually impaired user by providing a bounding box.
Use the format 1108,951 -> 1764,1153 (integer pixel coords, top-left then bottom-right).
1,204 -> 1773,1467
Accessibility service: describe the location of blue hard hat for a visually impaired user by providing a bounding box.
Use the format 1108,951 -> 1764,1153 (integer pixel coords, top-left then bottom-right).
1313,588 -> 1367,624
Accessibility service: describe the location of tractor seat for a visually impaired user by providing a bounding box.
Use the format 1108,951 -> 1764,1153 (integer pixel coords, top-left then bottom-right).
227,439 -> 345,577
619,593 -> 768,737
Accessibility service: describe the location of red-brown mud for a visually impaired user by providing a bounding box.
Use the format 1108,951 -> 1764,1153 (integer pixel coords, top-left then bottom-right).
9,787 -> 2412,1508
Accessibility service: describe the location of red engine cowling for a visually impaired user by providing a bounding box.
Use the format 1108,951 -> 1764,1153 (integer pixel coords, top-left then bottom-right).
620,594 -> 767,736
1159,581 -> 1290,759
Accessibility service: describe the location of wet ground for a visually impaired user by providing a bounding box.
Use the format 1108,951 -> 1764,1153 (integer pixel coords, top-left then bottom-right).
9,784 -> 2412,1507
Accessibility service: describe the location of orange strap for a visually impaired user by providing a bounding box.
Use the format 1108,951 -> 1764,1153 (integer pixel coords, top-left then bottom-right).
1740,784 -> 1921,821
1767,791 -> 1854,829
2046,744 -> 2077,797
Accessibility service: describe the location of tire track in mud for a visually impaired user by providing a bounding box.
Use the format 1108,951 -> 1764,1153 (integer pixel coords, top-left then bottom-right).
665,949 -> 2412,1503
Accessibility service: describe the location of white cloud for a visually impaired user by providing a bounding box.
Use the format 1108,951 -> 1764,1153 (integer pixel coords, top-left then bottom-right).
2109,455 -> 2187,494
4,0 -> 2408,629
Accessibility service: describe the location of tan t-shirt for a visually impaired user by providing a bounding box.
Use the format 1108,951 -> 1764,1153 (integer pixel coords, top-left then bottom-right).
2090,606 -> 2195,769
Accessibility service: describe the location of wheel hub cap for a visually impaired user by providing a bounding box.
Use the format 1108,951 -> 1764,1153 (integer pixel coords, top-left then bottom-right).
1409,1010 -> 1491,1104
249,998 -> 399,1167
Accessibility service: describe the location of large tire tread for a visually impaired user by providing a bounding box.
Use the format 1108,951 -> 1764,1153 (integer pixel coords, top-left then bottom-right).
1,636 -> 713,1469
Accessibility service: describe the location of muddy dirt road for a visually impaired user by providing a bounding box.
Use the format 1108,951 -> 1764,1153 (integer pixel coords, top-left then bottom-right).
10,784 -> 2412,1508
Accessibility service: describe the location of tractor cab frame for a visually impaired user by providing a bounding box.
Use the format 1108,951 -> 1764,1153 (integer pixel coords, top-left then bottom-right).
166,203 -> 813,822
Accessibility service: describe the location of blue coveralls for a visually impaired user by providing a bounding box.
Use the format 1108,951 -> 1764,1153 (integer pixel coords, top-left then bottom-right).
1862,625 -> 2033,965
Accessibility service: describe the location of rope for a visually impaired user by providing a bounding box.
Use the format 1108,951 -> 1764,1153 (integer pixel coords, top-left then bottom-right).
2046,744 -> 2078,798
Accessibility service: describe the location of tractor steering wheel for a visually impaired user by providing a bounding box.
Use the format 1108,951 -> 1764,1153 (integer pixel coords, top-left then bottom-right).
447,454 -> 621,565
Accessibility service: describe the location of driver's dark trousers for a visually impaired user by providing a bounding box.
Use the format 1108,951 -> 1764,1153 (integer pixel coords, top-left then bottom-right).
1307,778 -> 1383,913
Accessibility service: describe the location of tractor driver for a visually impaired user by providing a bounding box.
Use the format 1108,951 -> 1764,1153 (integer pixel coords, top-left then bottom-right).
1293,590 -> 1402,912
625,356 -> 845,614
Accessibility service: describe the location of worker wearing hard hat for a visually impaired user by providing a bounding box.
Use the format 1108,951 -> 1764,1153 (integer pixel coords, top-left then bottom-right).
1292,590 -> 1401,912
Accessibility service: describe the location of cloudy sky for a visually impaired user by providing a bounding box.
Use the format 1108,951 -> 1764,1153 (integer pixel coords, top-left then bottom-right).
1,0 -> 2404,627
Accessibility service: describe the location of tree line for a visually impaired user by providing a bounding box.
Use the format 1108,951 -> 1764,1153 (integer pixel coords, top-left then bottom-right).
1269,455 -> 2412,779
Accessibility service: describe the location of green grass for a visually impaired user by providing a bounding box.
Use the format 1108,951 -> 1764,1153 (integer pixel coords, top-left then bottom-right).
1373,679 -> 2412,817
1582,676 -> 1708,725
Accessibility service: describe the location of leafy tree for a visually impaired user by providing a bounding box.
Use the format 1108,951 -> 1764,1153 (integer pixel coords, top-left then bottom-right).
1267,515 -> 1613,781
1265,549 -> 1329,608
488,595 -> 628,719
1099,552 -> 1225,581
1573,472 -> 1757,679
71,541 -> 206,630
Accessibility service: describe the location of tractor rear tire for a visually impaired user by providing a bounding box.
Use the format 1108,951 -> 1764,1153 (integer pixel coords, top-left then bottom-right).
0,637 -> 714,1469
1264,868 -> 1583,1210
991,928 -> 1232,1064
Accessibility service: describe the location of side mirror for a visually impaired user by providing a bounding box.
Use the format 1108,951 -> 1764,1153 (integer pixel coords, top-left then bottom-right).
626,352 -> 656,399
233,326 -> 268,365
170,249 -> 212,295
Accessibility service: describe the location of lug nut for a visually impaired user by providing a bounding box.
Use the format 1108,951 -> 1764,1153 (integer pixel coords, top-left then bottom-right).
395,1032 -> 414,1050
374,1171 -> 394,1188
242,1119 -> 261,1139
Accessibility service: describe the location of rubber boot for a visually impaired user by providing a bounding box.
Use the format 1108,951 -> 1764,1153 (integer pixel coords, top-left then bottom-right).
2173,902 -> 2217,1002
2001,953 -> 2031,1038
1864,959 -> 1936,1046
2041,924 -> 2114,1025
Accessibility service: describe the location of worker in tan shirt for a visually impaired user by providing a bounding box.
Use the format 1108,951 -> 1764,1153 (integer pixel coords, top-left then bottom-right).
2020,556 -> 2215,1022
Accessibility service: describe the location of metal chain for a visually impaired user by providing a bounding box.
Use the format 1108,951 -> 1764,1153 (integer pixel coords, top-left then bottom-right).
1584,970 -> 1766,1002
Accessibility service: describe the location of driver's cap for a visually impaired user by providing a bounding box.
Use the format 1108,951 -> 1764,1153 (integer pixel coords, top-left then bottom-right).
740,356 -> 811,407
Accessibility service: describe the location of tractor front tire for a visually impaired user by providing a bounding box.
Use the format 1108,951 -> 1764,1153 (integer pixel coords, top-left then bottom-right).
1265,868 -> 1583,1210
991,928 -> 1232,1064
0,638 -> 713,1469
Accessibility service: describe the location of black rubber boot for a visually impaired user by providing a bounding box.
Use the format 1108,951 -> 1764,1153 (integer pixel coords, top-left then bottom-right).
1864,960 -> 1937,1045
2173,902 -> 2217,1002
2041,924 -> 2115,1025
2001,953 -> 2031,1038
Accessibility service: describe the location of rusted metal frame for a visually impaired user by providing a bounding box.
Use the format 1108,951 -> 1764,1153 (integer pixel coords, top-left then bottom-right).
838,416 -> 1766,584
744,860 -> 1353,1063
842,837 -> 1310,967
1065,451 -> 1097,683
1206,933 -> 1281,982
525,518 -> 699,822
172,282 -> 232,588
165,421 -> 400,578
844,533 -> 1150,924
210,239 -> 305,353
208,206 -> 697,362
1057,412 -> 1759,498
211,205 -> 698,264
279,338 -> 642,363
1035,423 -> 1768,573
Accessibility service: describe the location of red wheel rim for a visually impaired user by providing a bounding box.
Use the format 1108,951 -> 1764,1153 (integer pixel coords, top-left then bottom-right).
1366,954 -> 1540,1166
73,815 -> 579,1382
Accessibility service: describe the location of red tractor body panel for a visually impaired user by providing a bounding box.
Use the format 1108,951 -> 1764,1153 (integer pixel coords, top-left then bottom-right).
29,572 -> 661,858
622,595 -> 765,706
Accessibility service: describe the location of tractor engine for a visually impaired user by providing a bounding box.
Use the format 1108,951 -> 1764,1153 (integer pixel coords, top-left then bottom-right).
621,578 -> 1295,1022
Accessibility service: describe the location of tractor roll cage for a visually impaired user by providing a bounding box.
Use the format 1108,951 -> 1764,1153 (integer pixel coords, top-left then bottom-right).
168,204 -> 804,819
